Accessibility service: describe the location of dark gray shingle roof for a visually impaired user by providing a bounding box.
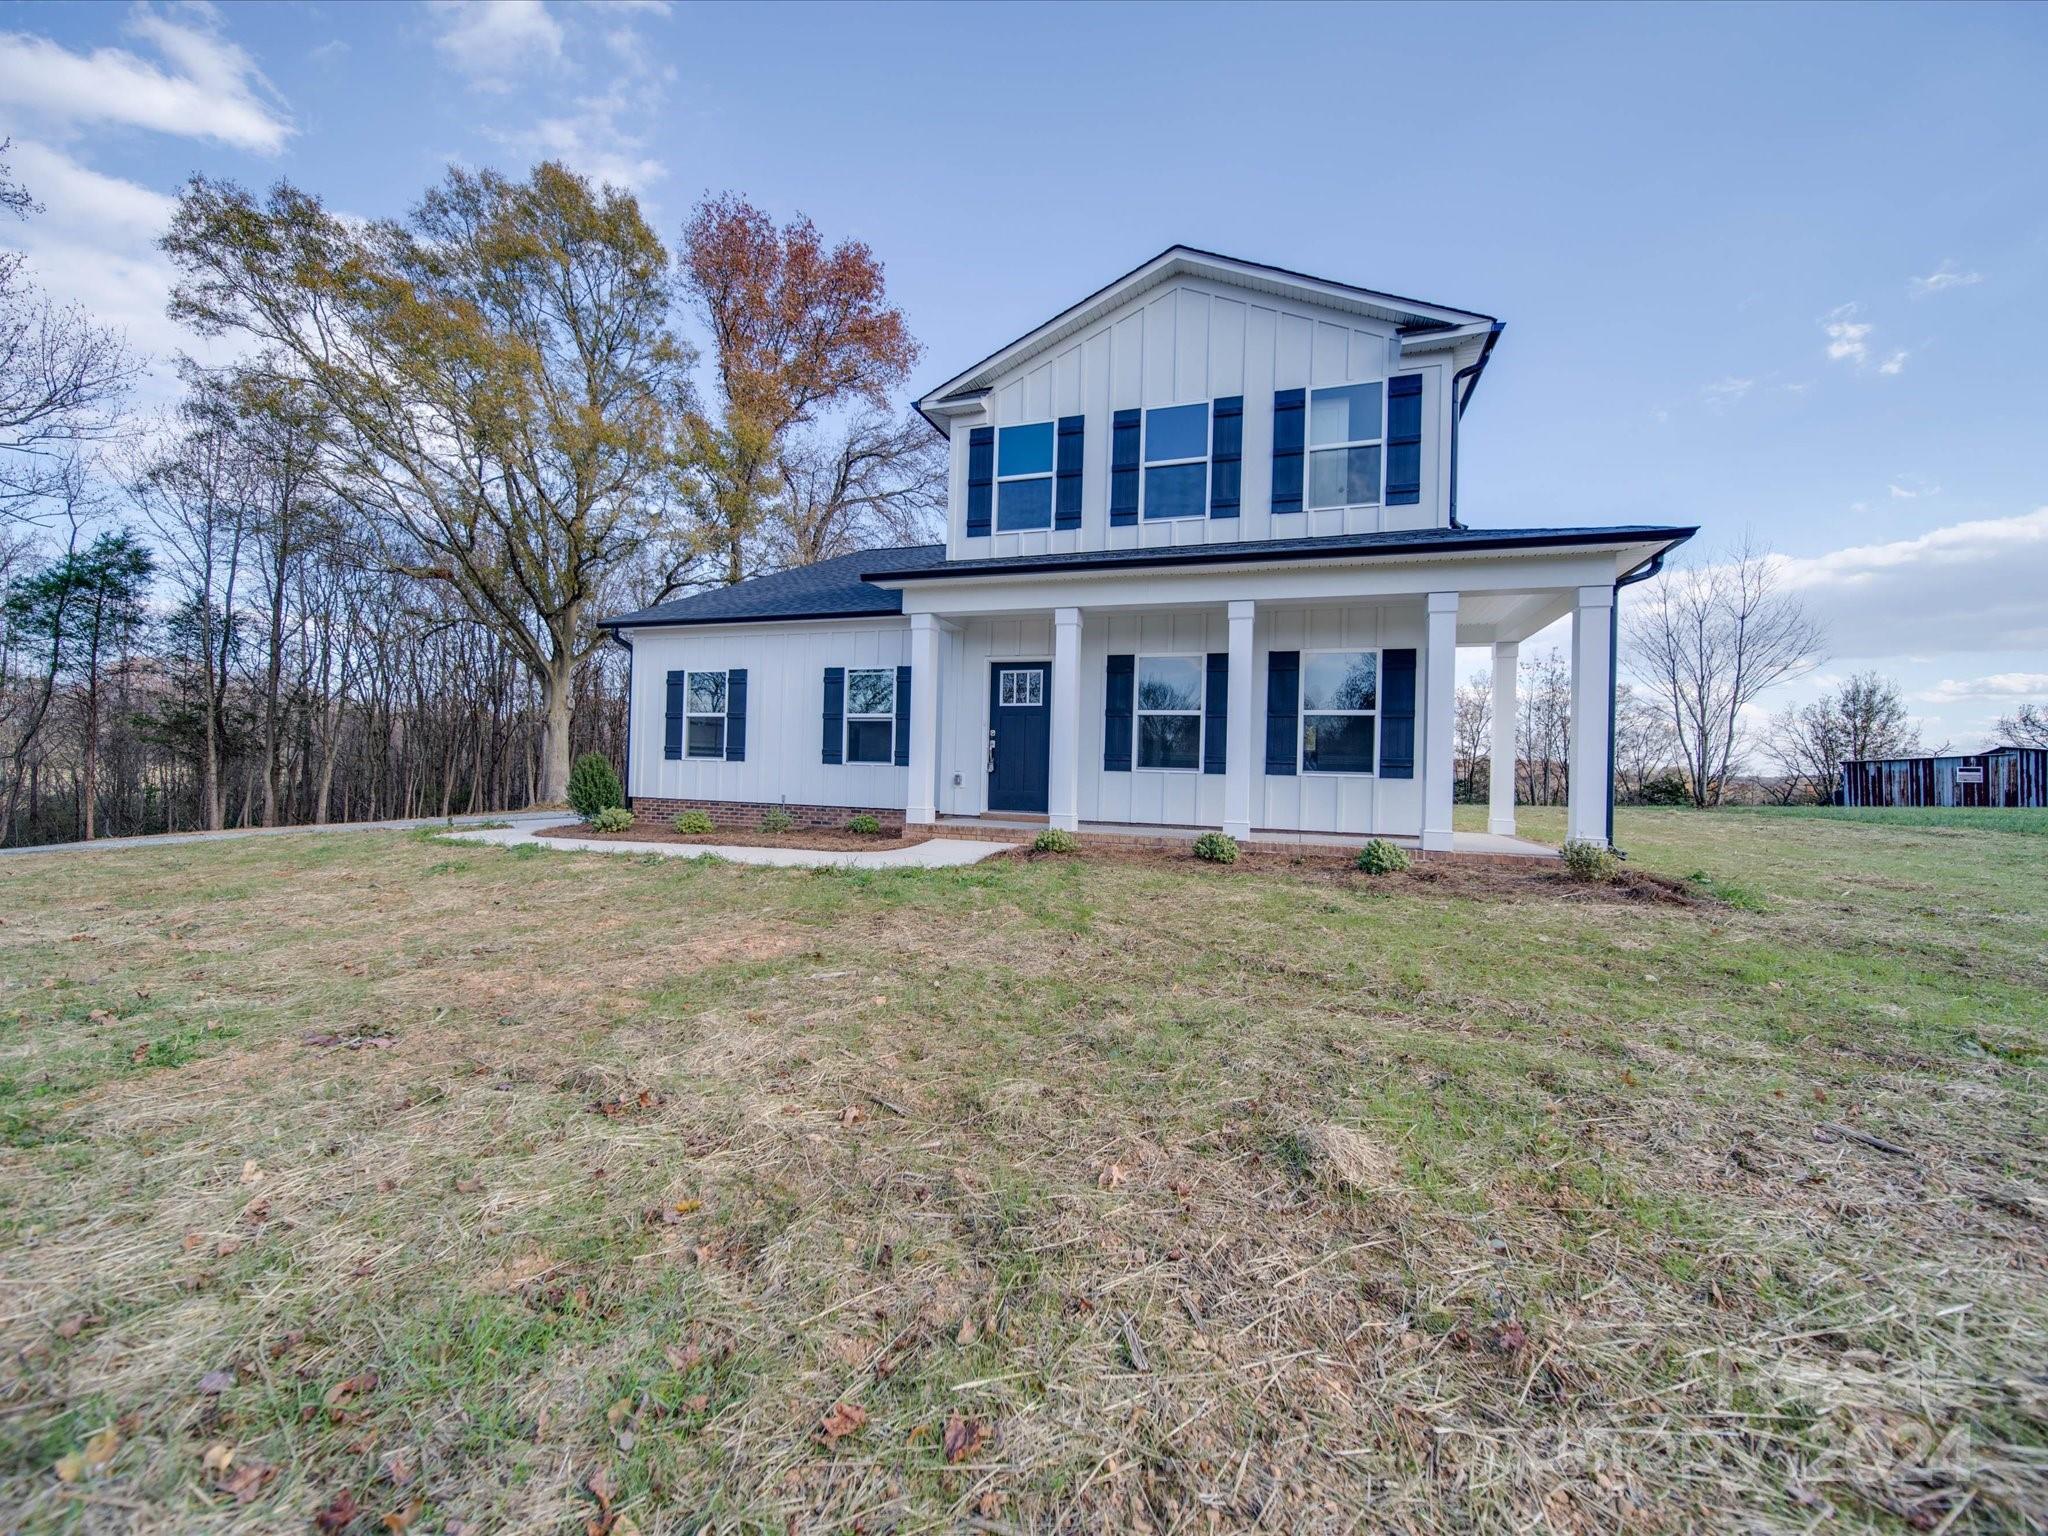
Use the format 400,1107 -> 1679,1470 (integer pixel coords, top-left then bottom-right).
601,544 -> 943,629
864,525 -> 1696,583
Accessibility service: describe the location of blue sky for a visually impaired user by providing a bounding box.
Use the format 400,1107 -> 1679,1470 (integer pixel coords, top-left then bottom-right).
3,0 -> 2044,747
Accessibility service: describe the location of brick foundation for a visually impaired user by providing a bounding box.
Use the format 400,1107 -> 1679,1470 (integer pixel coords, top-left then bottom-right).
628,796 -> 904,835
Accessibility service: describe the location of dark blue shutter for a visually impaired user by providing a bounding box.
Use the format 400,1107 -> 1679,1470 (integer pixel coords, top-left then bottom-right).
966,426 -> 994,537
664,670 -> 684,760
1109,409 -> 1141,527
1103,654 -> 1134,771
1055,415 -> 1084,531
1264,651 -> 1299,775
1271,388 -> 1305,514
1378,649 -> 1416,778
893,663 -> 912,767
724,668 -> 747,762
1209,396 -> 1242,519
1386,375 -> 1422,506
821,666 -> 844,764
1203,652 -> 1228,774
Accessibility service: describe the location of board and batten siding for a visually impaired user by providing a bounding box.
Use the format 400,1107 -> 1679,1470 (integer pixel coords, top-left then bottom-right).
623,619 -> 911,810
945,276 -> 1450,564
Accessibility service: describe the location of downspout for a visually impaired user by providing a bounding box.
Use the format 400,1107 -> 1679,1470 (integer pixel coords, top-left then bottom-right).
1607,551 -> 1668,852
1446,322 -> 1505,530
609,627 -> 634,810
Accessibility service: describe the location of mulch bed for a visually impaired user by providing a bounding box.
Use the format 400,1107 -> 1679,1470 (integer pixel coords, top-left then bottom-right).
998,839 -> 1711,906
536,823 -> 932,853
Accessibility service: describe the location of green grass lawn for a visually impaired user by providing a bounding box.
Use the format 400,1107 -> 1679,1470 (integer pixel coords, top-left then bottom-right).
2,810 -> 2043,1532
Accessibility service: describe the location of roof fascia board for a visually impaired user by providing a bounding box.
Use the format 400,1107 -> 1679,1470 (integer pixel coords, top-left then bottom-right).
913,247 -> 1499,412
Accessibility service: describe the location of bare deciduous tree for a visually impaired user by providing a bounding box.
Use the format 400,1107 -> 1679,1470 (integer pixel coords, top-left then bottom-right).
1994,703 -> 2048,749
1453,668 -> 1491,803
1625,537 -> 1826,806
1763,671 -> 1935,803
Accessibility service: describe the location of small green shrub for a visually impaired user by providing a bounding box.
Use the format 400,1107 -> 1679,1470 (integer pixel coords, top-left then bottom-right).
1356,838 -> 1410,875
1560,838 -> 1620,882
588,807 -> 634,833
673,809 -> 715,835
1637,771 -> 1692,806
567,753 -> 623,819
846,813 -> 883,836
759,806 -> 795,834
1192,831 -> 1239,864
1033,827 -> 1080,854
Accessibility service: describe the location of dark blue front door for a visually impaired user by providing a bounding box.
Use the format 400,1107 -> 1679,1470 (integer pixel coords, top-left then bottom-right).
988,663 -> 1051,814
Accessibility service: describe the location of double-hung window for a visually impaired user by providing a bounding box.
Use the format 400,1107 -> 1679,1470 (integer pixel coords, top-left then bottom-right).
1135,654 -> 1203,770
844,668 -> 896,763
685,671 -> 727,759
1143,403 -> 1209,519
996,422 -> 1054,532
1307,382 -> 1383,510
1300,650 -> 1378,773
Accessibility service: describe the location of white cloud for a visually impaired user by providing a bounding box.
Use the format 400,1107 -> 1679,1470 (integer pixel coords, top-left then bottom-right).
1911,673 -> 2048,705
1823,303 -> 1871,364
1878,349 -> 1909,376
1910,260 -> 1983,297
1767,507 -> 2048,660
0,4 -> 291,154
522,89 -> 667,190
430,0 -> 564,89
1700,376 -> 1753,408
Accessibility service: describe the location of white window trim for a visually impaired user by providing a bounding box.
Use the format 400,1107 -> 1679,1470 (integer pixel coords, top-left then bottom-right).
997,667 -> 1044,707
845,666 -> 896,765
1135,651 -> 1206,774
685,669 -> 727,760
995,420 -> 1055,533
1141,402 -> 1210,522
1306,381 -> 1386,513
1298,646 -> 1380,777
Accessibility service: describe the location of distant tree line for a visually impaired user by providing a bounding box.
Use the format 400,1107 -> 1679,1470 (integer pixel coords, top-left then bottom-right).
0,150 -> 941,846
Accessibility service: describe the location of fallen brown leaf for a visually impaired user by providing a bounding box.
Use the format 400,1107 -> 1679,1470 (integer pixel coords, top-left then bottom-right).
816,1400 -> 867,1445
942,1413 -> 990,1464
313,1488 -> 361,1532
53,1425 -> 120,1482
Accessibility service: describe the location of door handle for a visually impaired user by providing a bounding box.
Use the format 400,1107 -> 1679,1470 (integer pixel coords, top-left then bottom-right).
986,728 -> 996,774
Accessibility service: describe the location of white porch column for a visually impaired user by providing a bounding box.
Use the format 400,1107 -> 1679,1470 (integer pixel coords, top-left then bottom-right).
906,612 -> 941,825
1048,607 -> 1083,831
1489,641 -> 1519,837
1568,585 -> 1615,846
1421,591 -> 1459,852
1223,599 -> 1255,840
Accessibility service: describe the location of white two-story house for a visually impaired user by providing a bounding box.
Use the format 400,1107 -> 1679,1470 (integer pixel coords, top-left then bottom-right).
603,248 -> 1693,850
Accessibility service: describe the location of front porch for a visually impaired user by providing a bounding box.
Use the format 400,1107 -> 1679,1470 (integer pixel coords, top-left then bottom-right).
882,547 -> 1632,851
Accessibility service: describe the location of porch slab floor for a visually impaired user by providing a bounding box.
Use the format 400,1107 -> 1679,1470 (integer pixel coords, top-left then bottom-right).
446,823 -> 1021,869
933,816 -> 1557,859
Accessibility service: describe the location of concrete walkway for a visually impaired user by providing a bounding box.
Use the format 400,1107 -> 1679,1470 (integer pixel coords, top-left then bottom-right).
937,815 -> 1557,859
446,821 -> 1019,870
0,811 -> 562,858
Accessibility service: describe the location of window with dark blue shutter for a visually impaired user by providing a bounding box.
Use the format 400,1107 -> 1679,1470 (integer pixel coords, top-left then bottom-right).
893,663 -> 912,766
1055,415 -> 1084,531
965,426 -> 994,537
1378,649 -> 1416,778
724,668 -> 747,762
1209,396 -> 1242,519
1203,653 -> 1228,774
821,666 -> 844,764
1109,409 -> 1141,527
1386,375 -> 1422,506
663,670 -> 684,760
1103,654 -> 1134,771
1264,651 -> 1299,775
1271,388 -> 1305,514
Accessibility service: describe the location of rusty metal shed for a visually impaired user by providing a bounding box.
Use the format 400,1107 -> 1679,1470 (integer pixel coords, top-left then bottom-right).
1839,746 -> 2048,808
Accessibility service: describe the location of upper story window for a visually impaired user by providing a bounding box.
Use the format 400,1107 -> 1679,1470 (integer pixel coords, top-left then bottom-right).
997,422 -> 1054,532
1308,382 -> 1383,510
1300,650 -> 1377,773
1143,403 -> 1209,520
844,667 -> 897,763
685,671 -> 727,759
1136,654 -> 1203,769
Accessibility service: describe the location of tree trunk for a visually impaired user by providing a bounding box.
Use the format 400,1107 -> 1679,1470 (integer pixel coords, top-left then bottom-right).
539,658 -> 575,805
